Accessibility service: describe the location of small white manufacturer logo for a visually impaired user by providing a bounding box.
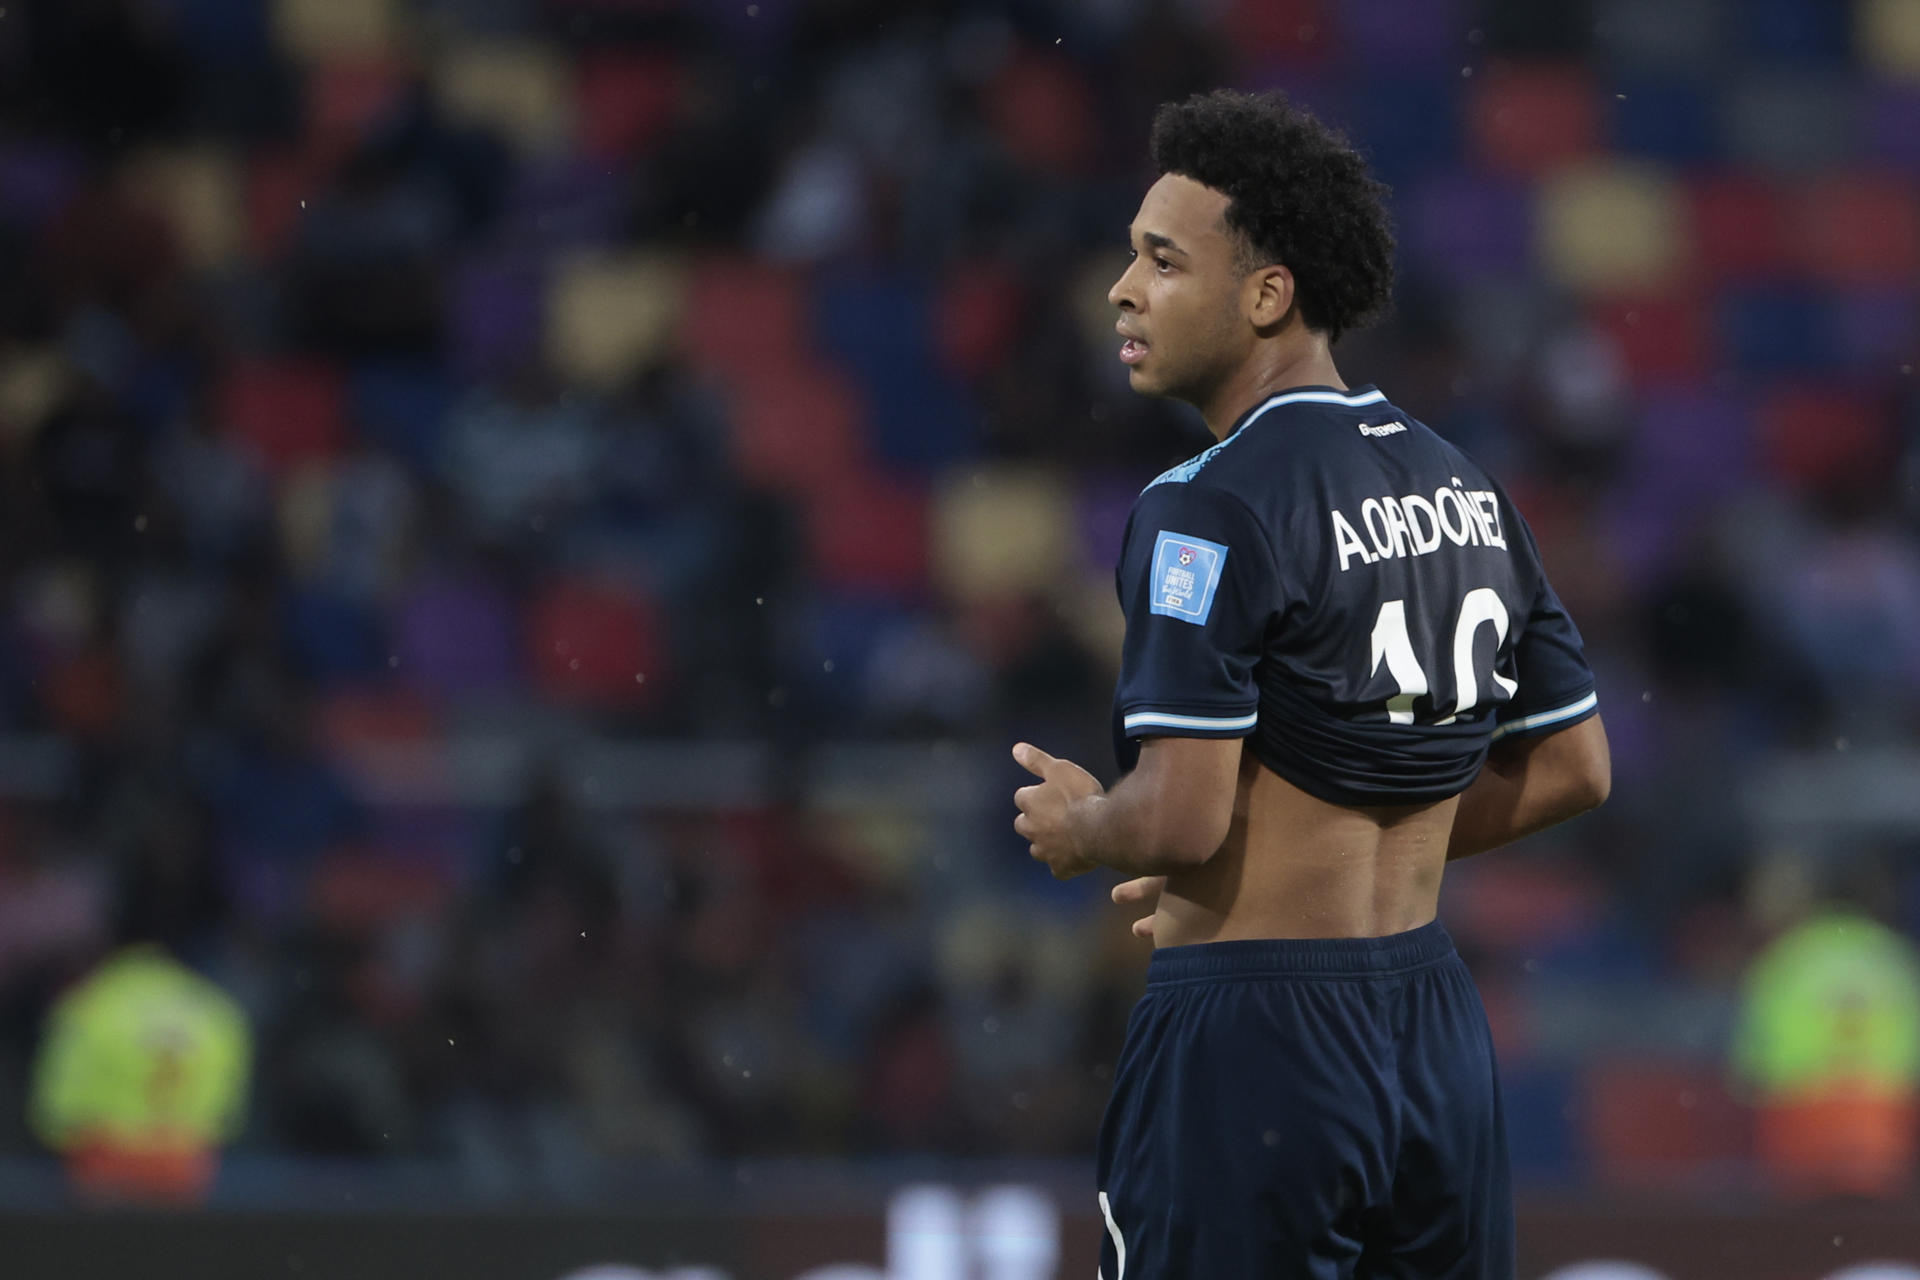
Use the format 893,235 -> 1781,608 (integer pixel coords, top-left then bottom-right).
1358,421 -> 1407,438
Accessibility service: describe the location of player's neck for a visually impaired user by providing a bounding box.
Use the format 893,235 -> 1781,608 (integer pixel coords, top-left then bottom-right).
1199,337 -> 1345,442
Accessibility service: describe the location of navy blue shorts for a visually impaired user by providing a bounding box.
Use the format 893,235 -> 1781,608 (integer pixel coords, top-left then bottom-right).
1095,921 -> 1513,1279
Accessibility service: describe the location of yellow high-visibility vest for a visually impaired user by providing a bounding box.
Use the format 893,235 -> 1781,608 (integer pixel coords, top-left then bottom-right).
1734,911 -> 1920,1099
29,945 -> 251,1150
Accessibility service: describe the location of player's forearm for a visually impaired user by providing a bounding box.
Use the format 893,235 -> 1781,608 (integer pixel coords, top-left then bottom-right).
1445,764 -> 1572,861
1446,716 -> 1610,861
1067,776 -> 1219,877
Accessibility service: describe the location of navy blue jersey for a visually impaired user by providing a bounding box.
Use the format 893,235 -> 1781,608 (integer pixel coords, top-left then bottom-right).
1111,384 -> 1597,806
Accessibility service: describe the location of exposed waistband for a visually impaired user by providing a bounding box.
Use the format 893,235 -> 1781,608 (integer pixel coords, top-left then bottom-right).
1145,919 -> 1456,987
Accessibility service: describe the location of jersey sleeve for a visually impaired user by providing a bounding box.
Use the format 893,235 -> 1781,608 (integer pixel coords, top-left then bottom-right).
1113,481 -> 1278,743
1491,505 -> 1598,743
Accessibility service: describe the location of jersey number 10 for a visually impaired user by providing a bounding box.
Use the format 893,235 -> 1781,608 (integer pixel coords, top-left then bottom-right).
1368,588 -> 1519,726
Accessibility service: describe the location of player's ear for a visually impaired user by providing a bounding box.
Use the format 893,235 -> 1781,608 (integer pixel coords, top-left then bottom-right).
1245,264 -> 1294,331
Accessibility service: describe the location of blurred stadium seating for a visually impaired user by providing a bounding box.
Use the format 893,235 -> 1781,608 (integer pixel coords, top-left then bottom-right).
0,0 -> 1917,1271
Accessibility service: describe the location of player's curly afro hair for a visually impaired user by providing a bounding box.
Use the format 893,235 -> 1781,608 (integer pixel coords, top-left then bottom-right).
1150,89 -> 1395,344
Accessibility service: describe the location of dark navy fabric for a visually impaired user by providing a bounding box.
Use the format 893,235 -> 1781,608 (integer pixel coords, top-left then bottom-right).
1111,385 -> 1597,806
1095,923 -> 1513,1279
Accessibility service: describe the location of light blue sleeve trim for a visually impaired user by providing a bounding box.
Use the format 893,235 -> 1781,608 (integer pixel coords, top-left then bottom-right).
1489,691 -> 1598,742
1122,710 -> 1259,734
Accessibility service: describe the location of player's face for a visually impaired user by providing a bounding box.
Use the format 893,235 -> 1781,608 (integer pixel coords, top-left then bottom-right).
1108,173 -> 1252,403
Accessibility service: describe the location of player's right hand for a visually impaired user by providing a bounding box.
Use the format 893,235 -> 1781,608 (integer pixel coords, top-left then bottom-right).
1112,875 -> 1166,940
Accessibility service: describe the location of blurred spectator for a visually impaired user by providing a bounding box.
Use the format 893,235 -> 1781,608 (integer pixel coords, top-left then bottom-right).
27,900 -> 251,1204
1732,857 -> 1920,1200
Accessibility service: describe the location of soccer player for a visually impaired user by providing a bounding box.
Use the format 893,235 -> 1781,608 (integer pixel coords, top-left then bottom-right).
1010,91 -> 1611,1277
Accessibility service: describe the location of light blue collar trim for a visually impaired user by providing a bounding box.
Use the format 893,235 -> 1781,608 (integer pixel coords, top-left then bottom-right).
1142,386 -> 1389,491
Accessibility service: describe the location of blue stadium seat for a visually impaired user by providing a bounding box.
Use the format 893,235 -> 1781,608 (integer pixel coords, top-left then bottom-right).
1609,77 -> 1717,163
1867,86 -> 1920,169
1501,1065 -> 1583,1185
448,257 -> 544,381
1334,0 -> 1464,69
1403,173 -> 1533,282
1824,288 -> 1918,373
349,362 -> 451,473
283,583 -> 385,685
1718,286 -> 1835,374
1528,909 -> 1660,983
813,274 -> 978,474
1738,0 -> 1852,65
393,570 -> 523,701
171,0 -> 274,62
1342,74 -> 1461,188
802,592 -> 923,711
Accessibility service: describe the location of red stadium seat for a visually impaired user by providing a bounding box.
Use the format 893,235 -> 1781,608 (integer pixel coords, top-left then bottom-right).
1755,1093 -> 1920,1200
678,255 -> 810,376
933,262 -> 1025,382
1791,173 -> 1920,286
1689,174 -> 1793,282
43,646 -> 121,742
308,848 -> 454,934
315,687 -> 439,755
313,688 -> 451,807
1443,858 -> 1605,954
1582,1059 -> 1749,1187
307,57 -> 408,160
1759,384 -> 1895,492
1588,294 -> 1711,387
1468,65 -> 1600,176
527,577 -> 664,709
246,149 -> 316,261
806,469 -> 930,595
986,53 -> 1097,176
219,359 -> 346,474
727,364 -> 867,497
1476,975 -> 1532,1064
1223,0 -> 1335,65
575,52 -> 683,161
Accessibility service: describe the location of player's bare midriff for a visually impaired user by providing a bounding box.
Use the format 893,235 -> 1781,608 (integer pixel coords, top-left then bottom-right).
1152,750 -> 1459,946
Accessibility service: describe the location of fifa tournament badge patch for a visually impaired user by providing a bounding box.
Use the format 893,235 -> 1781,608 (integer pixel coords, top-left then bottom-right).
1148,530 -> 1228,624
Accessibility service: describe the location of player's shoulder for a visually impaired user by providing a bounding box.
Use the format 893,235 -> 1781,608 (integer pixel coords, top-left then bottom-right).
1137,416 -> 1258,496
1140,387 -> 1450,498
1136,386 -> 1372,491
1125,431 -> 1275,575
1130,450 -> 1271,560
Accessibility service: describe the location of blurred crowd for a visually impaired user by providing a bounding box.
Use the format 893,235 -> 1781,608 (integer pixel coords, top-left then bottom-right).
0,0 -> 1917,1197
